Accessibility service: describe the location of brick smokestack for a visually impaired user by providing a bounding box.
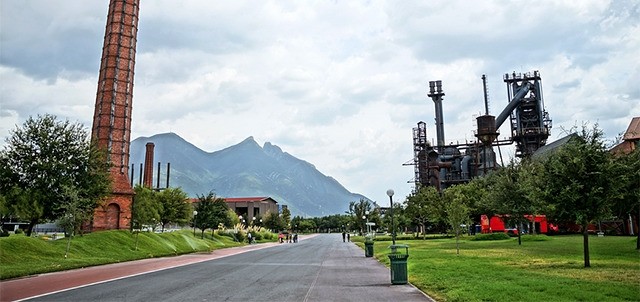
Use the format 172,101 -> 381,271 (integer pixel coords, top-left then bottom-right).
91,0 -> 140,230
143,142 -> 154,188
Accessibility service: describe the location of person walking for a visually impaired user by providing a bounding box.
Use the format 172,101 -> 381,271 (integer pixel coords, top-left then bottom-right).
347,233 -> 351,242
247,232 -> 253,244
342,231 -> 346,242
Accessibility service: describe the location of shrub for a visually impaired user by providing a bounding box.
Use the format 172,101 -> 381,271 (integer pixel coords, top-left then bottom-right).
471,233 -> 512,241
521,234 -> 552,241
0,229 -> 9,237
14,229 -> 24,235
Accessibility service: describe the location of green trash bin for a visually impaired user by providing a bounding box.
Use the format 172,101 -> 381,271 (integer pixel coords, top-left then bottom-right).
364,241 -> 374,257
388,244 -> 409,285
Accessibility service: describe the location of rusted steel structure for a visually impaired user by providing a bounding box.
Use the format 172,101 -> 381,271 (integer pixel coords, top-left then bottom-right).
407,71 -> 552,192
91,0 -> 140,230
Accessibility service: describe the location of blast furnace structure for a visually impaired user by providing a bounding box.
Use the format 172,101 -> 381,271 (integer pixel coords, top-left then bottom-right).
408,71 -> 552,192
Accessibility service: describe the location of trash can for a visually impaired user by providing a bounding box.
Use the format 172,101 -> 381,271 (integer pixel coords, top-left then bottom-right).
388,244 -> 409,285
364,241 -> 374,257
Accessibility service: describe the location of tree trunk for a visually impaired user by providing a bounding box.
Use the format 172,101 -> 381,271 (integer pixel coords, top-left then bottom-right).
26,218 -> 38,237
201,229 -> 205,239
517,222 -> 522,246
636,205 -> 639,250
455,229 -> 460,255
583,224 -> 591,267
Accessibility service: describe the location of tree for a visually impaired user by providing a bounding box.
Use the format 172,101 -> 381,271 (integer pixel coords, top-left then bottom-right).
281,206 -> 291,230
156,187 -> 191,232
193,192 -> 231,239
131,185 -> 161,230
130,185 -> 161,249
263,211 -> 284,232
348,199 -> 374,235
0,114 -> 111,236
613,147 -> 640,249
487,160 -> 537,245
540,125 -> 623,267
444,185 -> 471,255
405,186 -> 446,237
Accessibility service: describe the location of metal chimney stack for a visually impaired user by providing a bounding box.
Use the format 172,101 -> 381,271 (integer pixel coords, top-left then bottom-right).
428,80 -> 445,152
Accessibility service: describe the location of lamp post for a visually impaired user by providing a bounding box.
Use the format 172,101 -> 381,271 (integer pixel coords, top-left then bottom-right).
364,210 -> 370,235
193,210 -> 198,237
387,189 -> 395,245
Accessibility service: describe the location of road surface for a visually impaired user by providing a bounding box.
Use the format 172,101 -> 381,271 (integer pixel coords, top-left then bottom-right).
5,233 -> 433,301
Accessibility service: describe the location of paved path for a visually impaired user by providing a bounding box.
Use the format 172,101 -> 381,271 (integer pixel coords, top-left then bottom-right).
1,234 -> 434,302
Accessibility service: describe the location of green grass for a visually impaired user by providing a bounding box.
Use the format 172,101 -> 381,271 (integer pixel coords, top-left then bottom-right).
0,229 -> 249,280
360,235 -> 640,302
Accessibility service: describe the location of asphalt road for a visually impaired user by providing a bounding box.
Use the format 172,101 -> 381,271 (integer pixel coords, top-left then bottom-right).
23,233 -> 432,302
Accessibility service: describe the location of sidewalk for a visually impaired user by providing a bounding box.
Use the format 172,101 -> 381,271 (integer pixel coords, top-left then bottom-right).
305,237 -> 434,302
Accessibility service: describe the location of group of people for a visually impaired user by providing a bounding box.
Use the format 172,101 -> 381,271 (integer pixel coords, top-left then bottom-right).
278,232 -> 298,243
341,231 -> 351,242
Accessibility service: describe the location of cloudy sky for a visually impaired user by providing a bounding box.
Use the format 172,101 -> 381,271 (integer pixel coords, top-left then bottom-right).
1,0 -> 639,206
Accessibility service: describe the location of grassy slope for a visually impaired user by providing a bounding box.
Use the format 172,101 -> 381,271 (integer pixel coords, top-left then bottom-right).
363,235 -> 640,302
0,230 -> 244,280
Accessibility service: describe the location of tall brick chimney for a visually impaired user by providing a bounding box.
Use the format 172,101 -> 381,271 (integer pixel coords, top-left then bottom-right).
91,0 -> 140,230
143,142 -> 154,188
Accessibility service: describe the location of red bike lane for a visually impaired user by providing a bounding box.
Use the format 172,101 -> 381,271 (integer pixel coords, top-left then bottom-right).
0,238 -> 301,302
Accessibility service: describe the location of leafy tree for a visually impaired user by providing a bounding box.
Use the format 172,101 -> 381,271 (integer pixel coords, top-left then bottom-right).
130,185 -> 161,250
0,114 -> 111,236
281,206 -> 292,229
444,185 -> 471,255
156,187 -> 191,232
405,186 -> 446,237
263,211 -> 284,232
613,147 -> 640,249
540,125 -> 623,267
298,219 -> 317,233
131,185 -> 161,230
487,160 -> 537,245
348,198 -> 375,234
290,215 -> 303,231
193,192 -> 231,238
465,177 -> 492,227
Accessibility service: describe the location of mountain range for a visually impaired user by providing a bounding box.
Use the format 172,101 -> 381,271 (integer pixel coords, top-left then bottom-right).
129,133 -> 369,217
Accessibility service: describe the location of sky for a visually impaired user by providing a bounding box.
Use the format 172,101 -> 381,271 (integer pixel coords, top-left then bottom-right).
1,0 -> 639,207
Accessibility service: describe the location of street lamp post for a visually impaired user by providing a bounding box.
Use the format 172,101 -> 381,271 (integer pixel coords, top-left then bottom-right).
387,189 -> 395,245
364,210 -> 370,235
193,210 -> 198,237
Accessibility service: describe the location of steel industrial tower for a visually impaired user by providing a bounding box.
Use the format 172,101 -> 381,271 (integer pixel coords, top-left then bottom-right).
91,0 -> 140,230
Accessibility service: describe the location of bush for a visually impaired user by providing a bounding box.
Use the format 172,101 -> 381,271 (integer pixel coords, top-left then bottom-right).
521,234 -> 552,241
14,229 -> 24,235
471,233 -> 512,241
0,229 -> 9,237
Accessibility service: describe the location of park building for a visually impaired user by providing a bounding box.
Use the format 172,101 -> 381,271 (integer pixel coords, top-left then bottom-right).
189,197 -> 279,223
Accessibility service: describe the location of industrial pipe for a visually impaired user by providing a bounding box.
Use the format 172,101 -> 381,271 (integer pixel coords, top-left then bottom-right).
495,82 -> 532,129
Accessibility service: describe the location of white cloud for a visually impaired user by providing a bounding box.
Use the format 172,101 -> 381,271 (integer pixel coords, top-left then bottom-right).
1,0 -> 638,206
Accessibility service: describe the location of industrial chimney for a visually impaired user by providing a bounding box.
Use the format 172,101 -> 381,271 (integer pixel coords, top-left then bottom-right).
143,142 -> 154,188
428,80 -> 445,152
91,0 -> 140,230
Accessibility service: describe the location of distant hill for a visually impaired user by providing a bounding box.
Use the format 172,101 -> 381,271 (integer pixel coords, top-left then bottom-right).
129,133 -> 369,217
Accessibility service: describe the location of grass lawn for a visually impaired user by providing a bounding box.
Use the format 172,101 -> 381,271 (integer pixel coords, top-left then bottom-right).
362,235 -> 640,302
0,229 -> 250,280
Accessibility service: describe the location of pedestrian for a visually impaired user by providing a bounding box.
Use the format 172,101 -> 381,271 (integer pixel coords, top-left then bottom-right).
293,233 -> 298,243
342,231 -> 346,242
347,233 -> 351,242
278,232 -> 284,243
247,232 -> 252,244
